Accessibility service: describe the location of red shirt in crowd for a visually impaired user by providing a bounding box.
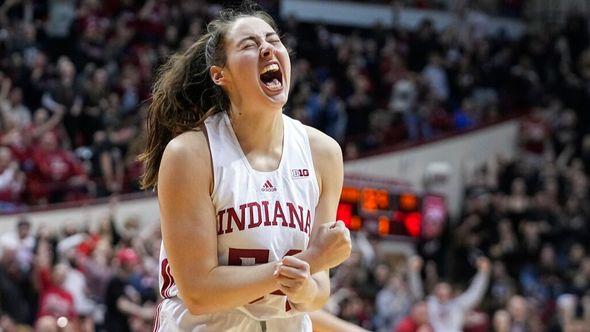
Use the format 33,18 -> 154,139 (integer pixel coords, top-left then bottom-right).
37,268 -> 76,320
395,316 -> 419,332
32,148 -> 84,182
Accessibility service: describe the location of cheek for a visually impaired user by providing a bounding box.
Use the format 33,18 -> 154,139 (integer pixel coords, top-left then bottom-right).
279,50 -> 292,83
228,54 -> 258,83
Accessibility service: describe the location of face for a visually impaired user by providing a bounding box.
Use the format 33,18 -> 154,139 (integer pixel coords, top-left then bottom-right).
52,264 -> 68,285
213,17 -> 291,113
493,310 -> 511,331
508,296 -> 528,321
412,302 -> 429,324
40,132 -> 58,151
435,283 -> 452,302
34,108 -> 49,124
0,147 -> 11,170
17,223 -> 30,239
10,88 -> 22,104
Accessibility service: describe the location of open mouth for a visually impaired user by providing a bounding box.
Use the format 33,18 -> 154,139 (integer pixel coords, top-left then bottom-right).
259,63 -> 283,92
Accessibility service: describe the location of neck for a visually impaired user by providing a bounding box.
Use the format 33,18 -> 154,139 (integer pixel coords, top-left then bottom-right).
228,105 -> 283,155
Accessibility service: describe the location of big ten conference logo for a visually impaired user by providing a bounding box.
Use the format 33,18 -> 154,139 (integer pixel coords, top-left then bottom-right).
291,169 -> 309,178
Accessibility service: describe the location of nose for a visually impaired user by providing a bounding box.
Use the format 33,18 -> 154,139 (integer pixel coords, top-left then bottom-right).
260,42 -> 275,59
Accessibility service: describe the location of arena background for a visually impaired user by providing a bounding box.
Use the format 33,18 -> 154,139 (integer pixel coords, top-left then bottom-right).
0,0 -> 589,331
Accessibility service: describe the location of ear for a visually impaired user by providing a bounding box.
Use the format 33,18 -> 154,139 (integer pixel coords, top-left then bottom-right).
210,65 -> 226,86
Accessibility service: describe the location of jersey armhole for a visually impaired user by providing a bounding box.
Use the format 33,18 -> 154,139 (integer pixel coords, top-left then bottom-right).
201,125 -> 216,197
302,128 -> 321,200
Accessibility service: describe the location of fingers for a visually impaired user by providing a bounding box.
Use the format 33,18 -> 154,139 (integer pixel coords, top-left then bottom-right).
328,220 -> 346,229
276,276 -> 304,289
477,257 -> 491,271
281,256 -> 310,270
276,265 -> 308,279
277,284 -> 296,298
274,258 -> 310,288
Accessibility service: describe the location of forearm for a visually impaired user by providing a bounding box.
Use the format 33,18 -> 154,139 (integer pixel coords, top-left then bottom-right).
457,270 -> 490,309
294,247 -> 328,274
118,298 -> 153,319
290,271 -> 330,312
41,93 -> 62,112
182,262 -> 279,315
309,310 -> 370,332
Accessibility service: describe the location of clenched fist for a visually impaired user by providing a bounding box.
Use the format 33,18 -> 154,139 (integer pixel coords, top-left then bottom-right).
274,256 -> 317,305
476,256 -> 491,273
308,220 -> 352,271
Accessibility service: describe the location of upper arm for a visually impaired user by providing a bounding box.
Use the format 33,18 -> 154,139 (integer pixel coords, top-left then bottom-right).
157,131 -> 218,304
306,126 -> 344,232
304,126 -> 343,300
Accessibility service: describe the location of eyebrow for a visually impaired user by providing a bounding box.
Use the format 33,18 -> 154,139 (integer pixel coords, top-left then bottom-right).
237,32 -> 279,47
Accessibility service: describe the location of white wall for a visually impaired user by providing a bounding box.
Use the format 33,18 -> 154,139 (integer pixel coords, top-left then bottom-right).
280,0 -> 526,38
0,195 -> 159,235
345,119 -> 520,216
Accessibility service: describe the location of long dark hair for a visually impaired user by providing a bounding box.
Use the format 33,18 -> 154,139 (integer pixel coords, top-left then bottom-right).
139,4 -> 278,190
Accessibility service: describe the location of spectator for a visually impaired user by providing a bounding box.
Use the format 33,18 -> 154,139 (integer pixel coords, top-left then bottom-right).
34,240 -> 77,328
0,78 -> 31,129
426,257 -> 491,332
45,0 -> 77,60
375,275 -> 415,330
506,295 -> 532,332
306,79 -> 347,143
0,245 -> 34,325
491,309 -> 511,332
28,132 -> 88,204
488,261 -> 517,311
104,248 -> 154,332
0,146 -> 25,208
396,301 -> 431,332
0,217 -> 34,272
422,53 -> 449,102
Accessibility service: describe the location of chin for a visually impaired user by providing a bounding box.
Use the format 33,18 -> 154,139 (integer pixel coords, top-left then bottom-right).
267,94 -> 288,107
257,86 -> 289,110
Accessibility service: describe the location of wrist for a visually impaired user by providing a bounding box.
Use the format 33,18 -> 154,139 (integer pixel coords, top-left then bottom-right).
298,247 -> 325,274
290,277 -> 319,307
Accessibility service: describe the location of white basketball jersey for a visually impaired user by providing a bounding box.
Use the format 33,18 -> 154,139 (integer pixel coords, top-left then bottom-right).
154,112 -> 319,331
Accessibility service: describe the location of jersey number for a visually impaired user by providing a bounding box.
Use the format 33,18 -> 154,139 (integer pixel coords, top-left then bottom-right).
228,248 -> 302,311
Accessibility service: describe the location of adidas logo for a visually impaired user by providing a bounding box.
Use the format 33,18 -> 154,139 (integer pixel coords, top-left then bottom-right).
261,180 -> 277,192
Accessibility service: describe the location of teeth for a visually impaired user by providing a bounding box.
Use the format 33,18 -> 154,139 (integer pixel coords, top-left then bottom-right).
261,63 -> 280,75
264,78 -> 283,91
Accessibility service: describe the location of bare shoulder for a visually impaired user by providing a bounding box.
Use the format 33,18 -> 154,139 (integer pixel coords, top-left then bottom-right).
304,126 -> 343,165
304,126 -> 343,193
159,130 -> 212,188
163,130 -> 209,160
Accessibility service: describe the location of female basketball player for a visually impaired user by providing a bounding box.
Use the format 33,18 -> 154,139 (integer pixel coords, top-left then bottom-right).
140,4 -> 351,331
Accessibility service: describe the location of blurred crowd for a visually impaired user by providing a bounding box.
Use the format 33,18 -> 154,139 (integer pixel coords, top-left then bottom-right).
1,0 -> 585,209
4,146 -> 589,332
0,200 -> 161,331
331,0 -> 527,18
319,103 -> 590,331
0,0 -> 590,331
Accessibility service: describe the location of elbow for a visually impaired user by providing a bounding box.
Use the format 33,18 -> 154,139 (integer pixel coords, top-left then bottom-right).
181,290 -> 223,316
307,289 -> 331,312
313,297 -> 330,312
186,302 -> 208,316
184,297 -> 216,316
